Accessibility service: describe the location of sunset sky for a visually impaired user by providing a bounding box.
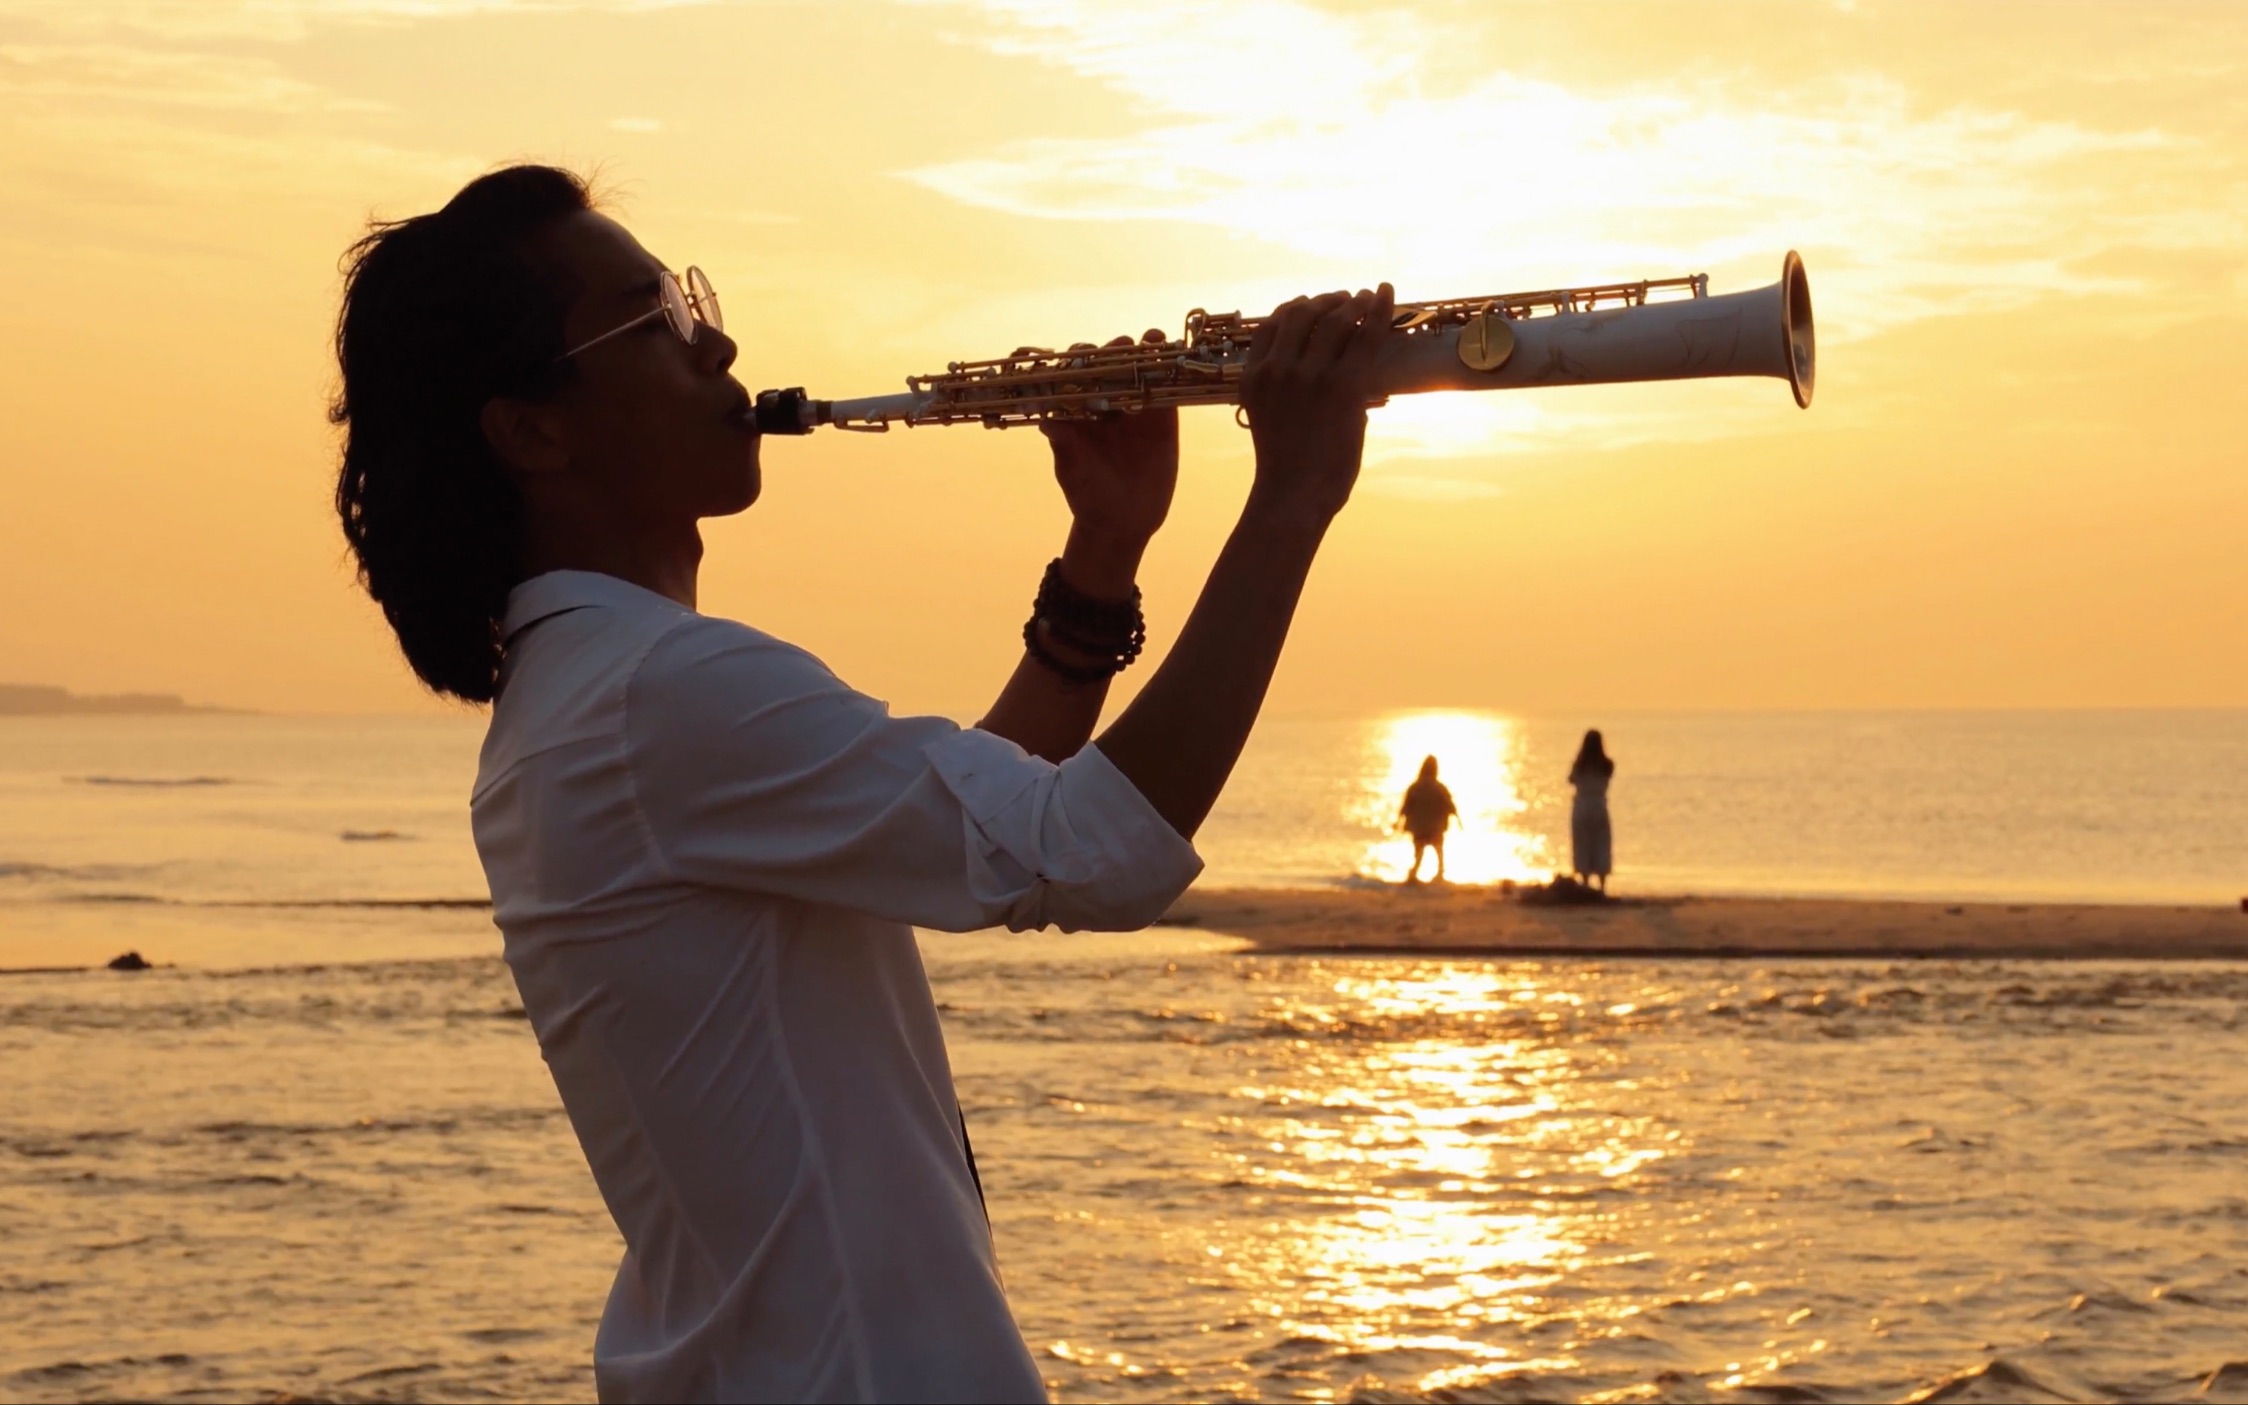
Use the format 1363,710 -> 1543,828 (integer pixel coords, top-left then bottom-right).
0,0 -> 2242,716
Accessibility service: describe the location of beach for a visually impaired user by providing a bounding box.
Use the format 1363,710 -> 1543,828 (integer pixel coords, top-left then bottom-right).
1163,885 -> 2248,960
18,888 -> 2248,979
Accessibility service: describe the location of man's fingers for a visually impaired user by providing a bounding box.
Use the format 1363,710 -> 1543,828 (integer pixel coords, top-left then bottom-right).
1287,291 -> 1352,365
1138,405 -> 1181,447
1272,295 -> 1327,362
1253,291 -> 1347,378
1041,417 -> 1101,448
1301,289 -> 1372,369
1247,296 -> 1303,369
1341,283 -> 1396,377
1045,405 -> 1178,443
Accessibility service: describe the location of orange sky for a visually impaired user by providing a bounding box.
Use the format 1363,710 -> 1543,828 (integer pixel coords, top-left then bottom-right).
0,0 -> 2242,715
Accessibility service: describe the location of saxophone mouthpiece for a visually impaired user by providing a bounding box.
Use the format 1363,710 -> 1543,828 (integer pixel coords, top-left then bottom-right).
752,387 -> 823,435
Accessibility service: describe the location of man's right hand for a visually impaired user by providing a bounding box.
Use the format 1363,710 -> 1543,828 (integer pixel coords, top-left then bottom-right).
1092,283 -> 1395,843
1239,285 -> 1395,526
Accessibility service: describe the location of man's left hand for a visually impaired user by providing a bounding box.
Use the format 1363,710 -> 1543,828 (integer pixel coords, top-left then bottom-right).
1039,332 -> 1180,596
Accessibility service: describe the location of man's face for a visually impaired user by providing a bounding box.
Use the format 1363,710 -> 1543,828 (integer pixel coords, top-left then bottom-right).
538,210 -> 761,521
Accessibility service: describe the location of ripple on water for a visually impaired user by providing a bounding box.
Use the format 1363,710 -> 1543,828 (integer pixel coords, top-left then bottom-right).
5,952 -> 2248,1402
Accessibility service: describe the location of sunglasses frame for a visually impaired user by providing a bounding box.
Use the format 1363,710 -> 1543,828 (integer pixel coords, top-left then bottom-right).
556,266 -> 721,362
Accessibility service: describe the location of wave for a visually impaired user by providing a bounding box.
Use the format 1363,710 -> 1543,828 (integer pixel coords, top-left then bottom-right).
192,1108 -> 556,1141
1900,1358 -> 2083,1403
7,858 -> 477,910
57,893 -> 490,910
0,1108 -> 561,1162
1304,1355 -> 2191,1405
0,861 -> 153,883
224,897 -> 490,910
72,775 -> 234,787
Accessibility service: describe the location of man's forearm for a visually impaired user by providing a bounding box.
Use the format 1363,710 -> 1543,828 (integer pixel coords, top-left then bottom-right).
1095,493 -> 1329,838
976,656 -> 1109,764
974,528 -> 1144,763
986,284 -> 1385,810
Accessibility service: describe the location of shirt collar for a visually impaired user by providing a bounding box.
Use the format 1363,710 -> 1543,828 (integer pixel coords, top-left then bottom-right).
502,570 -> 691,643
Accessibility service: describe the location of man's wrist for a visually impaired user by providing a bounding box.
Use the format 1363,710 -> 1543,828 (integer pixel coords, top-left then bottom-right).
1060,523 -> 1146,601
1240,486 -> 1339,547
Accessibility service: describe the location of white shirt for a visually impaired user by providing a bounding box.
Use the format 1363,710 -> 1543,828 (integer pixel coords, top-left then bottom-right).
470,571 -> 1202,1404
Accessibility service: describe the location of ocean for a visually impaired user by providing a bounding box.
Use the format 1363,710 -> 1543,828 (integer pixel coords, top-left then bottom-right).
4,708 -> 2244,935
3,710 -> 2245,1402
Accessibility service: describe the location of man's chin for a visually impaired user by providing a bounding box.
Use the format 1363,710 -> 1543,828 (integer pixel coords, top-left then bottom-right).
703,489 -> 759,519
710,450 -> 761,515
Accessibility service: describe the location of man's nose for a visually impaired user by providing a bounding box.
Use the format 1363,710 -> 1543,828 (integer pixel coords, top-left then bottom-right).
702,326 -> 738,375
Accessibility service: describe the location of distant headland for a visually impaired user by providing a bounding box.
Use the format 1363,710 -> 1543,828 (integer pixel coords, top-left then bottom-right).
0,684 -> 241,716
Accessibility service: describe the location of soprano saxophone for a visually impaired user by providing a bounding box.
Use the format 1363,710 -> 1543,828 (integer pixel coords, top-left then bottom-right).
752,252 -> 1813,433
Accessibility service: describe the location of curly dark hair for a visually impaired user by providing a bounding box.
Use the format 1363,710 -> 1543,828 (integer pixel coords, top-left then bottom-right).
331,164 -> 592,702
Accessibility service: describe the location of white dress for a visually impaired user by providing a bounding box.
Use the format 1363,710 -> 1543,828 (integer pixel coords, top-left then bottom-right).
1570,770 -> 1613,878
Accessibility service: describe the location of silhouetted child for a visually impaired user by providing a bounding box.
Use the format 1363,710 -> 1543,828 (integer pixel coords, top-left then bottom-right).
1396,755 -> 1459,883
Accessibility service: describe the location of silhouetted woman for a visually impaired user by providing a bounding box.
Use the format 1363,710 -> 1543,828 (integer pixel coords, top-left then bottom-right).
1397,755 -> 1459,884
1568,730 -> 1614,892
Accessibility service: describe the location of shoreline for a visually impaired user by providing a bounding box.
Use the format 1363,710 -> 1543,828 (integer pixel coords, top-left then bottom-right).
8,888 -> 2248,973
1159,885 -> 2248,960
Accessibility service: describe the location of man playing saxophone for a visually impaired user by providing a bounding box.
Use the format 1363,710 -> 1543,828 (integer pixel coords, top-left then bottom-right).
330,164 -> 1393,1403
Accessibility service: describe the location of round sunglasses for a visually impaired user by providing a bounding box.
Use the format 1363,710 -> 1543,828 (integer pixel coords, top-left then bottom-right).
556,266 -> 721,361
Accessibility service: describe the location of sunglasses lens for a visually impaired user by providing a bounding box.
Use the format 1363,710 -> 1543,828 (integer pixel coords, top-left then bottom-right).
686,266 -> 722,333
660,273 -> 694,342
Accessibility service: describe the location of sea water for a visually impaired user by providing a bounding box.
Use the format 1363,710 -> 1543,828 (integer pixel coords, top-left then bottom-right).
3,711 -> 2246,1403
2,709 -> 2243,933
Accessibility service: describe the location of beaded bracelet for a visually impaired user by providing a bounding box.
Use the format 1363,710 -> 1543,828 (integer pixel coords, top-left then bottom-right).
1023,557 -> 1146,682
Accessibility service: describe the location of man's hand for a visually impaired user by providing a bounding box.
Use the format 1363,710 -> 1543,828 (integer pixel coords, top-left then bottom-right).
1240,286 -> 1394,527
1039,332 -> 1180,599
1091,287 -> 1392,839
977,335 -> 1178,762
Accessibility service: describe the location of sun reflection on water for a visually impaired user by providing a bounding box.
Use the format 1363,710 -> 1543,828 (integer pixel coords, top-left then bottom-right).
1192,963 -> 1691,1395
1355,711 -> 1552,885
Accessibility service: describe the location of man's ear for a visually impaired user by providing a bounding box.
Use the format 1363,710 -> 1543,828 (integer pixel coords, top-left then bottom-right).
480,396 -> 570,480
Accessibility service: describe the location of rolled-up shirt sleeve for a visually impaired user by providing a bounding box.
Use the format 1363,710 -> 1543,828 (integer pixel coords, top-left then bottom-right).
622,615 -> 1203,933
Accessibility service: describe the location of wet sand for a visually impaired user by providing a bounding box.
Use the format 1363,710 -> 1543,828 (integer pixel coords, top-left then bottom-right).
1160,886 -> 2248,959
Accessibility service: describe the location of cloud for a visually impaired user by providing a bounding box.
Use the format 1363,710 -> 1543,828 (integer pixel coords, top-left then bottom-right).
895,0 -> 2246,458
1359,471 -> 1504,504
0,45 -> 474,266
907,0 -> 2237,338
1,106 -> 475,227
1354,378 -> 1807,491
700,207 -> 801,226
0,9 -> 495,261
0,43 -> 374,111
0,0 -> 723,42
